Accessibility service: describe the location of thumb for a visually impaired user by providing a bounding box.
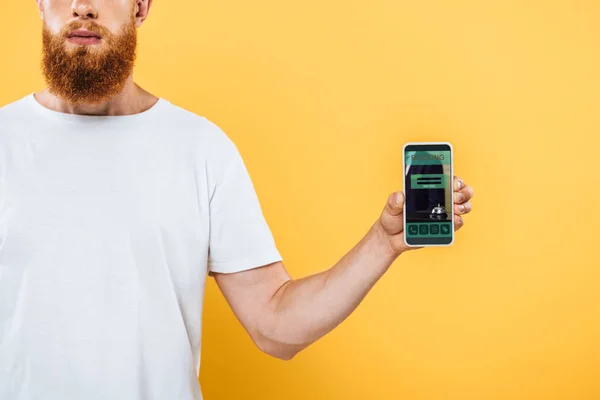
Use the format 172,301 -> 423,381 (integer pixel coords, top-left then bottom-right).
380,191 -> 404,235
385,191 -> 404,216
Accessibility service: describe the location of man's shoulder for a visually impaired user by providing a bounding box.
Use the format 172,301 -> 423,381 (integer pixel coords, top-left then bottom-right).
0,95 -> 33,137
0,93 -> 31,119
160,99 -> 213,130
158,99 -> 242,172
160,98 -> 236,149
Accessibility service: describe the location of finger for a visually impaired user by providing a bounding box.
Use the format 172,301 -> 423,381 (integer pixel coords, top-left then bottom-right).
454,214 -> 464,231
454,185 -> 474,204
454,201 -> 472,215
380,191 -> 404,235
385,191 -> 404,216
453,176 -> 464,191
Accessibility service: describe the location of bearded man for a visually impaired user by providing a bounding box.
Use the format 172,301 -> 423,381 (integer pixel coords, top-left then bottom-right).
0,1 -> 475,399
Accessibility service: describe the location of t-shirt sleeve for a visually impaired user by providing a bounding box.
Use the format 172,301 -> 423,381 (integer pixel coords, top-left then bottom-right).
207,137 -> 283,276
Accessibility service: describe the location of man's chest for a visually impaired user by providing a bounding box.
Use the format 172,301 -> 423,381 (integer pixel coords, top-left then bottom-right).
0,136 -> 210,258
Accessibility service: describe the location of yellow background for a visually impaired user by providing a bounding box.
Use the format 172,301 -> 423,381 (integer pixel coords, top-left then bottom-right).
2,1 -> 599,399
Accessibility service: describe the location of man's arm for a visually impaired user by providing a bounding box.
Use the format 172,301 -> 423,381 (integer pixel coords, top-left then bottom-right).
213,178 -> 473,360
213,219 -> 396,360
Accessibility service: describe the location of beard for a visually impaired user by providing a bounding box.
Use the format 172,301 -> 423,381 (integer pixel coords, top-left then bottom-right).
41,17 -> 137,105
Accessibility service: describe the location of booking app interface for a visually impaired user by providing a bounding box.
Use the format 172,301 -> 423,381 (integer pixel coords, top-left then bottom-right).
404,145 -> 453,244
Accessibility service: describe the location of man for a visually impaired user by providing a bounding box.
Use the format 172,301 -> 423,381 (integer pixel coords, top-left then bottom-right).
0,0 -> 475,399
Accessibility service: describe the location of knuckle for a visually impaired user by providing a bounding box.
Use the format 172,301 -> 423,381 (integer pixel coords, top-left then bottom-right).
463,201 -> 472,213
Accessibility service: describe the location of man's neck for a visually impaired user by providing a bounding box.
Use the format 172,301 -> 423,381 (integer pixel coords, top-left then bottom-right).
34,77 -> 159,116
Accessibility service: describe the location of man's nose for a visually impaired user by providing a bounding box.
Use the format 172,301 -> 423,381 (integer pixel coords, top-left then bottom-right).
71,0 -> 98,19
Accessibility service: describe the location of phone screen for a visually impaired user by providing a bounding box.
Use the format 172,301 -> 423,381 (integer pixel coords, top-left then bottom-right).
403,143 -> 454,246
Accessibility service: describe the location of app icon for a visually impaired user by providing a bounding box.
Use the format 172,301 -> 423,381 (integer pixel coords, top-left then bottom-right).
408,225 -> 418,235
430,224 -> 439,234
440,224 -> 450,235
419,225 -> 429,235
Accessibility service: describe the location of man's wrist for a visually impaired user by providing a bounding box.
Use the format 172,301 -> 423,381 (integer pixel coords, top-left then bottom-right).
370,220 -> 402,263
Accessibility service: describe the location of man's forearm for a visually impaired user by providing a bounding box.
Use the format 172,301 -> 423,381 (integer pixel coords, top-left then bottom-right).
256,220 -> 399,358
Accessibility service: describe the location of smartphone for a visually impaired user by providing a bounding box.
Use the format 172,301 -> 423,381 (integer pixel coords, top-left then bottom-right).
402,142 -> 454,247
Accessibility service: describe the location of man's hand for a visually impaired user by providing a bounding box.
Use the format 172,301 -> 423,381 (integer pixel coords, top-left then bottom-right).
378,175 -> 474,257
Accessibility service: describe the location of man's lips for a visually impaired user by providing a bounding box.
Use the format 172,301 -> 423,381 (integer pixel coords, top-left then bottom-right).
67,29 -> 102,45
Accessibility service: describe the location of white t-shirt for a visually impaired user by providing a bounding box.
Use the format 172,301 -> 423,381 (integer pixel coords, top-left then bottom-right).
0,93 -> 283,400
